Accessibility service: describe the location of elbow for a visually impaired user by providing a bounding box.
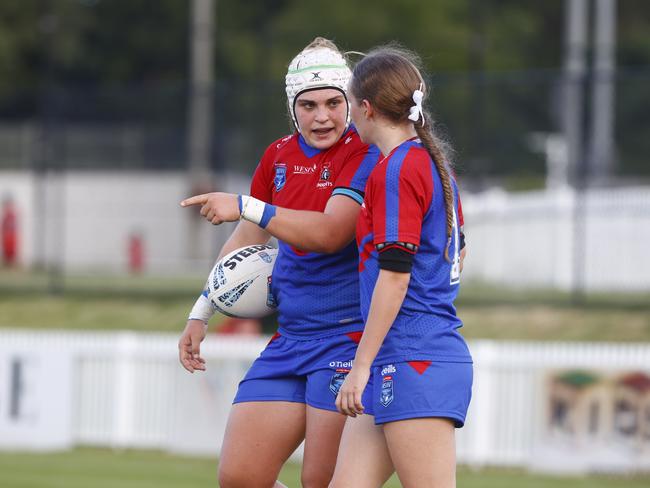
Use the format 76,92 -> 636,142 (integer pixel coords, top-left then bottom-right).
318,239 -> 349,254
382,269 -> 411,294
311,230 -> 352,254
319,237 -> 350,254
305,214 -> 356,253
396,274 -> 411,294
315,244 -> 336,254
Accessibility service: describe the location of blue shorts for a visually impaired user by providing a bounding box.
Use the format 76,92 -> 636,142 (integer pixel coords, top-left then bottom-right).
365,360 -> 473,427
234,332 -> 371,412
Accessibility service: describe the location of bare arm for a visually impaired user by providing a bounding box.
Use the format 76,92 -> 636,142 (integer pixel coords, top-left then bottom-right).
336,269 -> 411,416
265,195 -> 359,253
181,192 -> 360,253
178,220 -> 271,374
217,219 -> 272,259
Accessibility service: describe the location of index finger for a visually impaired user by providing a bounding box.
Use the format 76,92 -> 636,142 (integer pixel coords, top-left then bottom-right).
180,194 -> 210,207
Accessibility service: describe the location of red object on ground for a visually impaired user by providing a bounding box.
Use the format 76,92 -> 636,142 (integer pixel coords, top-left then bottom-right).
217,317 -> 262,335
128,232 -> 144,273
1,200 -> 18,265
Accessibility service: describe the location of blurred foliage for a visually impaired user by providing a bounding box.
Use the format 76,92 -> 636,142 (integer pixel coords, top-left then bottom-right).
0,0 -> 649,178
0,0 -> 187,113
2,0 -> 649,96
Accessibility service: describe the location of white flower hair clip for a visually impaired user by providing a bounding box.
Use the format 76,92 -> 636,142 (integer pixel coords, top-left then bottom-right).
408,83 -> 425,126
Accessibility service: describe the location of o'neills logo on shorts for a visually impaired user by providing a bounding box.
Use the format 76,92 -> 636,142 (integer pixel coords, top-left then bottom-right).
329,359 -> 353,369
381,364 -> 396,376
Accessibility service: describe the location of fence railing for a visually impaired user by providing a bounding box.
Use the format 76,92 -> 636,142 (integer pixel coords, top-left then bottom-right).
1,330 -> 649,473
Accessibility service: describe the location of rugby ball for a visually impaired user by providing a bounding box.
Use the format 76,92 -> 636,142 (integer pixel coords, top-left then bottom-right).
207,244 -> 278,318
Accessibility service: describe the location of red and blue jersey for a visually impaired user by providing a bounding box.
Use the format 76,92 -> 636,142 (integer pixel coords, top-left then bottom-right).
251,126 -> 381,339
357,139 -> 472,364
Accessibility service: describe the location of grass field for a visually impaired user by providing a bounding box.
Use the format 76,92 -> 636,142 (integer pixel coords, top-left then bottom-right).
2,293 -> 649,342
0,448 -> 648,488
2,271 -> 650,487
1,270 -> 649,341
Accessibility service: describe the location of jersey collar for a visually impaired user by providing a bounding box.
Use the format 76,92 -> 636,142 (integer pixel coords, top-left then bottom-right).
297,126 -> 355,158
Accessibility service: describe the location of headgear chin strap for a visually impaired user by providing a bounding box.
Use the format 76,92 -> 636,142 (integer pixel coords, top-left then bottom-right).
285,46 -> 352,133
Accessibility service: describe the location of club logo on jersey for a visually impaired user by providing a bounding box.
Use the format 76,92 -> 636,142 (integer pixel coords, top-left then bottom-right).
329,371 -> 348,396
316,162 -> 333,189
320,163 -> 331,181
273,163 -> 287,192
266,276 -> 276,308
380,375 -> 394,407
345,136 -> 352,144
311,72 -> 323,81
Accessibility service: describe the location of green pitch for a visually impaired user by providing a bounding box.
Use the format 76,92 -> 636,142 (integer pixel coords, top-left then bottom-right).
1,273 -> 649,341
0,448 -> 648,488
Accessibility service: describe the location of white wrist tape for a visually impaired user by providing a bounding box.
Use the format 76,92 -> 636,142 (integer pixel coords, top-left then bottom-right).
240,195 -> 266,225
188,292 -> 216,324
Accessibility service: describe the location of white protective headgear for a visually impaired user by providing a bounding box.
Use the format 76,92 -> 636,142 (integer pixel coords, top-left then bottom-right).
285,46 -> 352,133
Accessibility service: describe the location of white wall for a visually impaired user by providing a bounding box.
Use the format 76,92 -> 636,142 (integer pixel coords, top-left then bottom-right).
461,186 -> 650,291
2,170 -> 650,290
0,170 -> 250,274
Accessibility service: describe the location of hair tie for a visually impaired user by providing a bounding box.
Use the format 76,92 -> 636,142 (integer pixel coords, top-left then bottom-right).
408,83 -> 425,126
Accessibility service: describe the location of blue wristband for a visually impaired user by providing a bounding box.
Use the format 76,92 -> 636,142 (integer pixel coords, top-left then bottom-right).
259,204 -> 277,228
237,195 -> 243,213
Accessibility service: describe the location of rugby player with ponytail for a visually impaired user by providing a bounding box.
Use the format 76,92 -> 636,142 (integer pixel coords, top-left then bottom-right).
331,46 -> 473,488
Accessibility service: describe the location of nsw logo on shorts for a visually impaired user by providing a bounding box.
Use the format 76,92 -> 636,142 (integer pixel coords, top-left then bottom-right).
380,375 -> 394,407
329,371 -> 348,396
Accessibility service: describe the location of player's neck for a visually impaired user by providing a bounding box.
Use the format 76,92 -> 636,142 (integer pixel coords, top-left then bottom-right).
374,123 -> 418,157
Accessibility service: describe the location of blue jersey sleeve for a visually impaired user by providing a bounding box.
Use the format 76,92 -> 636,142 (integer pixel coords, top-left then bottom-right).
332,132 -> 380,205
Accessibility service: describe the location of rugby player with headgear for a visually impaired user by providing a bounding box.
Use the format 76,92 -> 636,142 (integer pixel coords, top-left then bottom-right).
179,38 -> 381,488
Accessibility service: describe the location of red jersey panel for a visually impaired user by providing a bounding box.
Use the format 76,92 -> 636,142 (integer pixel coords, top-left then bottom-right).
250,127 -> 381,338
356,140 -> 471,364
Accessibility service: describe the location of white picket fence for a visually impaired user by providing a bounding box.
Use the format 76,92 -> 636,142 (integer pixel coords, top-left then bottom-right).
1,330 -> 650,474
